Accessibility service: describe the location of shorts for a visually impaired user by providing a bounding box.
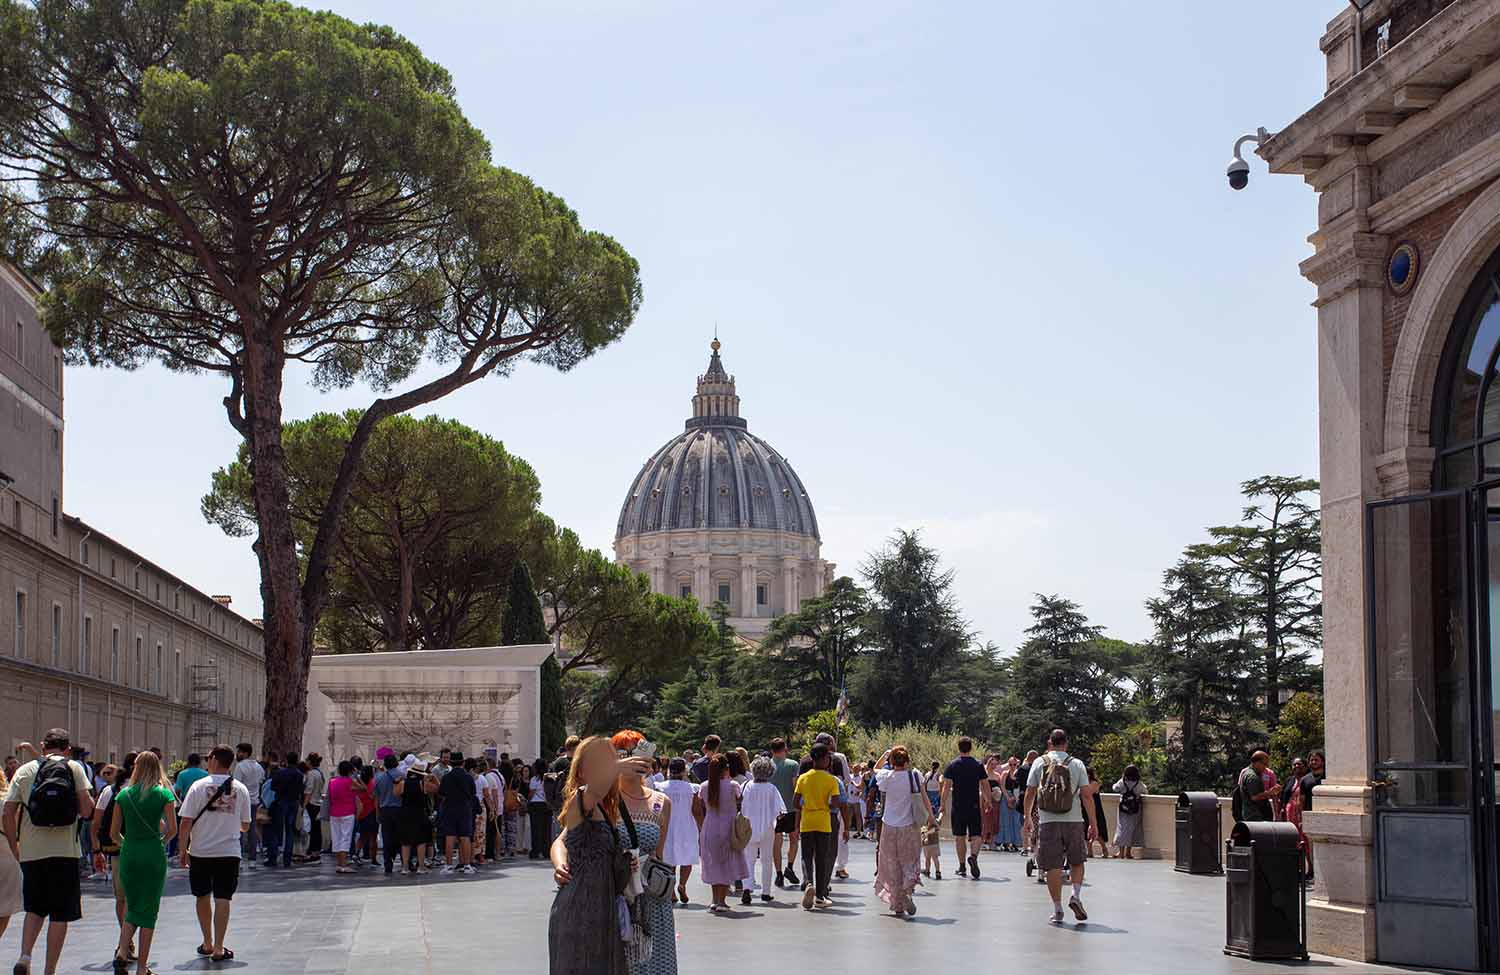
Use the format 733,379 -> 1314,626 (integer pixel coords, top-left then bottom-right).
21,857 -> 82,922
329,814 -> 355,851
439,807 -> 473,841
1036,821 -> 1088,871
950,801 -> 982,838
188,857 -> 241,900
774,812 -> 799,835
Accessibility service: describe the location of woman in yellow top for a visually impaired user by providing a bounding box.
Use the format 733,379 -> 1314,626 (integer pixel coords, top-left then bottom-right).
110,751 -> 178,975
792,744 -> 843,910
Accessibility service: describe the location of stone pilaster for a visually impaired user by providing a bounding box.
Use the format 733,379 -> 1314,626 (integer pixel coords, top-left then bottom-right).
740,557 -> 757,618
1298,211 -> 1387,963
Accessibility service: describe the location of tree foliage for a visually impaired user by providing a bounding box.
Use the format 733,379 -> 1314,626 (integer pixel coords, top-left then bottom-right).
0,0 -> 642,752
850,530 -> 969,727
760,575 -> 870,713
203,411 -> 545,653
1188,476 -> 1322,726
500,560 -> 566,757
1267,692 -> 1325,775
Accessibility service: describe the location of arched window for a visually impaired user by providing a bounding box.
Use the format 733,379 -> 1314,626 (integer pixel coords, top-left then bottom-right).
1436,245 -> 1500,488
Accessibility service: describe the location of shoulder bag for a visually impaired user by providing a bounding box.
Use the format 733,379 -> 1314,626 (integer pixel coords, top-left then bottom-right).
620,802 -> 674,901
730,786 -> 753,851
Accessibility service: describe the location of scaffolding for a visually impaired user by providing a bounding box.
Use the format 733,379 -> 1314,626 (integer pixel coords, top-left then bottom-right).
189,659 -> 220,755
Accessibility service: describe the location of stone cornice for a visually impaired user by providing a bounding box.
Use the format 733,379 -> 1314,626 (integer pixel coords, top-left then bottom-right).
1301,231 -> 1389,305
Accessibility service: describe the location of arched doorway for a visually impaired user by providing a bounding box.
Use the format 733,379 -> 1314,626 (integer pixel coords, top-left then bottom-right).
1368,244 -> 1500,971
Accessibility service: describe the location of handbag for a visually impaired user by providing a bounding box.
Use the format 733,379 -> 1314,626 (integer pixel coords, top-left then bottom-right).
731,811 -> 753,851
619,804 -> 674,901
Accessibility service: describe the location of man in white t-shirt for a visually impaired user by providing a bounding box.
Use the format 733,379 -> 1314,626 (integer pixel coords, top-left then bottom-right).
1024,728 -> 1096,926
178,745 -> 251,962
231,744 -> 265,865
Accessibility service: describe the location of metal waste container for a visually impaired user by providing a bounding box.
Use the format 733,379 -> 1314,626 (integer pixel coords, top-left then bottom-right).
1224,821 -> 1308,961
1174,791 -> 1223,875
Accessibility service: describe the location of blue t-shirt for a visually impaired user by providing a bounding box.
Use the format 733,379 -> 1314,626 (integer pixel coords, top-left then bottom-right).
373,769 -> 401,809
270,766 -> 304,804
174,766 -> 209,800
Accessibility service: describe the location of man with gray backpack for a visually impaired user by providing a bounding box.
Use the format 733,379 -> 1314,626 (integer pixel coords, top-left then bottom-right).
1024,728 -> 1097,925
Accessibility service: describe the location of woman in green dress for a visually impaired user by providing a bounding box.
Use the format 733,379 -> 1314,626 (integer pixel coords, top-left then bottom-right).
110,750 -> 178,975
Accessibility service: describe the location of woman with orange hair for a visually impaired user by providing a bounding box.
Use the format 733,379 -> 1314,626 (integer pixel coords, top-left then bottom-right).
610,731 -> 677,975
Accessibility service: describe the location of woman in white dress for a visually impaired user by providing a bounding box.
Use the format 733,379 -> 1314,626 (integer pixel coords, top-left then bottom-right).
739,757 -> 786,904
658,757 -> 700,903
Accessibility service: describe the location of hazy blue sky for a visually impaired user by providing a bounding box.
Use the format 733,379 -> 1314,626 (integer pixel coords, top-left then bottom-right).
63,1 -> 1336,650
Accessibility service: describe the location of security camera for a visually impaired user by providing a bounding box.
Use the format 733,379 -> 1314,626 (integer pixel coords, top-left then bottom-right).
1227,127 -> 1272,192
1227,158 -> 1250,191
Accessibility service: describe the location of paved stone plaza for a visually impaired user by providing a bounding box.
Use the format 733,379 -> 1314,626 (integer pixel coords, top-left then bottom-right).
0,842 -> 1445,974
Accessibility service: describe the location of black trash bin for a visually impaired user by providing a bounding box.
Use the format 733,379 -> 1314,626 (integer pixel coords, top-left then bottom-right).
1174,791 -> 1223,875
1223,820 -> 1308,961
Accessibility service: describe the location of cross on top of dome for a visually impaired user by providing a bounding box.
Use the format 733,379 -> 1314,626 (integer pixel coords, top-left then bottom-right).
690,336 -> 742,429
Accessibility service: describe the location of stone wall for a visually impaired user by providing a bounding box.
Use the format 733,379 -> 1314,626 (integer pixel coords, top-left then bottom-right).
1096,792 -> 1236,859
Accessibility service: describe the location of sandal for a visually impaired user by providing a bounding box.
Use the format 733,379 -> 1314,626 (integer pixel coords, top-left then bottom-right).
112,955 -> 128,975
211,948 -> 235,963
196,946 -> 213,957
677,884 -> 688,904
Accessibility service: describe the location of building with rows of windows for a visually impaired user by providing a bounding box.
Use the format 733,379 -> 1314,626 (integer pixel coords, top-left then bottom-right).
0,260 -> 264,763
614,339 -> 832,638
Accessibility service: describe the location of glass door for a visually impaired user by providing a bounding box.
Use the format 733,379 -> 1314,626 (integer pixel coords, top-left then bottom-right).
1367,492 -> 1479,971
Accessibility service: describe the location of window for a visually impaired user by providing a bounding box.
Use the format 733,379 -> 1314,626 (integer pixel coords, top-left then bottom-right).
13,320 -> 20,362
52,355 -> 59,390
174,648 -> 181,701
134,635 -> 142,687
51,604 -> 61,666
50,497 -> 57,537
154,582 -> 160,601
133,570 -> 140,592
756,584 -> 768,606
81,541 -> 88,564
190,602 -> 196,621
155,643 -> 162,693
14,590 -> 26,657
110,626 -> 119,682
679,585 -> 692,599
50,428 -> 57,452
109,557 -> 115,579
82,616 -> 92,674
717,583 -> 731,605
173,591 -> 180,611
12,499 -> 18,529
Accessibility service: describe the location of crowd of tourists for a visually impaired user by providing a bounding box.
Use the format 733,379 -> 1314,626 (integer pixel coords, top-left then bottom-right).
0,724 -> 1329,975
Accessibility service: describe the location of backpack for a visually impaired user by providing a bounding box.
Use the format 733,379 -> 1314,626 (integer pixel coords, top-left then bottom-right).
1231,767 -> 1249,822
27,758 -> 80,828
1119,780 -> 1141,816
543,771 -> 566,813
1037,754 -> 1075,815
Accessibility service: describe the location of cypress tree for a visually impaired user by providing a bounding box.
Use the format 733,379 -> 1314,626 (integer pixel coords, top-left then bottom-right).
504,560 -> 566,755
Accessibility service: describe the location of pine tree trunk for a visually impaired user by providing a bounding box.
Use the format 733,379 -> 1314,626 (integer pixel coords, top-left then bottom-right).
243,342 -> 313,757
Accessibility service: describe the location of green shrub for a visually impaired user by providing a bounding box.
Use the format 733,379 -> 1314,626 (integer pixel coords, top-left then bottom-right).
842,724 -> 994,771
1267,692 -> 1324,775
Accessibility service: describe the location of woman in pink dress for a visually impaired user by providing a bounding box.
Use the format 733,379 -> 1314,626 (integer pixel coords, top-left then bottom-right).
693,754 -> 748,914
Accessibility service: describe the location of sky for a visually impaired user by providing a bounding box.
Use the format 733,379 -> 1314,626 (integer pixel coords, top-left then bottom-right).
61,1 -> 1336,651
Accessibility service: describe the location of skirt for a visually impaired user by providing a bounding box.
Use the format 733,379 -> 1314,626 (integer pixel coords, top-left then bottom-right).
873,823 -> 922,911
1114,810 -> 1144,849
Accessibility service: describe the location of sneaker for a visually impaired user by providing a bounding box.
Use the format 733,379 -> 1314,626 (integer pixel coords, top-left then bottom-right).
1069,895 -> 1087,921
439,865 -> 455,875
15,959 -> 30,975
782,867 -> 800,886
905,901 -> 916,916
760,894 -> 773,903
774,871 -> 785,889
801,886 -> 816,910
460,865 -> 477,875
740,888 -> 751,905
814,896 -> 833,908
968,855 -> 980,879
1025,857 -> 1036,878
956,864 -> 967,877
1049,908 -> 1066,925
934,868 -> 942,880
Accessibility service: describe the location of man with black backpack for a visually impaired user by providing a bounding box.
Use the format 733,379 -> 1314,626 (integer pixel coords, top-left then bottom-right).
1024,728 -> 1096,926
2,728 -> 95,975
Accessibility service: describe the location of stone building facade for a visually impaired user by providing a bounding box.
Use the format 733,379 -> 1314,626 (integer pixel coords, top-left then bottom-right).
1263,2 -> 1500,969
614,340 -> 831,638
0,261 -> 263,763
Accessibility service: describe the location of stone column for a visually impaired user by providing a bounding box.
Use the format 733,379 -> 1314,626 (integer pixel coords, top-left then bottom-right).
1299,201 -> 1386,961
648,558 -> 666,596
694,555 -> 710,610
780,560 -> 796,616
740,557 -> 757,619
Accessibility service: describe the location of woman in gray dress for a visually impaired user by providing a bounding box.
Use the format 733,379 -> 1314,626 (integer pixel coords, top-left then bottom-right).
549,738 -> 653,975
1112,765 -> 1146,858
